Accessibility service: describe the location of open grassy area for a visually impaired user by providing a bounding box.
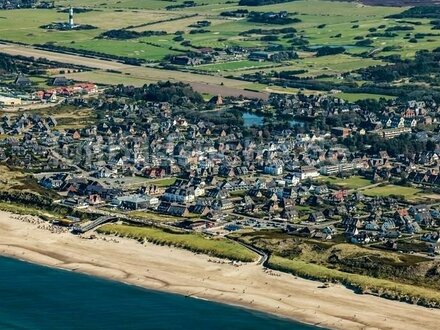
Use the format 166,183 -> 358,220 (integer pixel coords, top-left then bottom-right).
320,176 -> 372,190
98,223 -> 258,262
142,177 -> 177,187
362,184 -> 422,199
0,166 -> 26,190
336,92 -> 396,102
268,255 -> 440,307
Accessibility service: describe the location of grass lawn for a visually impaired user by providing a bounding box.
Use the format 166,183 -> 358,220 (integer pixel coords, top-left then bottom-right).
142,177 -> 177,187
337,92 -> 396,102
362,185 -> 422,199
320,176 -> 372,190
98,223 -> 258,262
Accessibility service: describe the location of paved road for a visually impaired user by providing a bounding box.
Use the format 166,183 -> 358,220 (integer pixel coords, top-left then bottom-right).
227,237 -> 269,265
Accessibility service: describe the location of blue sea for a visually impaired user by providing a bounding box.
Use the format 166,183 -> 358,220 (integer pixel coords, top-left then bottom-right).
0,257 -> 320,330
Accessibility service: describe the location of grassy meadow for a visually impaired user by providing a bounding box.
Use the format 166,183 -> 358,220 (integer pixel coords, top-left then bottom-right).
362,184 -> 422,199
320,176 -> 373,190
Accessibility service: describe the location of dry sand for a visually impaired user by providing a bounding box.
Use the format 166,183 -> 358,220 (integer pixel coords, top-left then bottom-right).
1,210 -> 440,330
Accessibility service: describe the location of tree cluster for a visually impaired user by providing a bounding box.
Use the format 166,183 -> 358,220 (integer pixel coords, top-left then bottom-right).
110,81 -> 205,105
99,29 -> 166,40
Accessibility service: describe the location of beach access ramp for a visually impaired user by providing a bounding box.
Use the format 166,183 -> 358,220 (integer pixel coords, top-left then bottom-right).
72,216 -> 116,234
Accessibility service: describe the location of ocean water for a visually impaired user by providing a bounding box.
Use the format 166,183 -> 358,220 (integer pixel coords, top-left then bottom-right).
0,257 -> 321,330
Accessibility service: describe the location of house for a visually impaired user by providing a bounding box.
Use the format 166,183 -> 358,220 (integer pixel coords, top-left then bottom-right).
157,202 -> 190,217
283,173 -> 300,186
188,204 -> 210,216
320,225 -> 337,239
421,232 -> 440,244
249,51 -> 274,61
280,208 -> 299,222
351,232 -> 372,244
409,204 -> 429,215
264,162 -> 283,175
14,75 -> 31,87
163,187 -> 195,203
171,56 -> 201,66
308,212 -> 325,223
116,194 -> 159,210
50,76 -> 70,86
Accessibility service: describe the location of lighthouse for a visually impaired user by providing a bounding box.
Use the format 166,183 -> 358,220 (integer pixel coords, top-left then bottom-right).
68,7 -> 74,28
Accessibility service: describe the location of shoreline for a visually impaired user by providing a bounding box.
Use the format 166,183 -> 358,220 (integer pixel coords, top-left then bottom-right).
1,211 -> 440,329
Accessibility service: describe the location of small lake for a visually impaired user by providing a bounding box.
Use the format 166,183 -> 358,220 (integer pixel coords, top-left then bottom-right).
243,112 -> 264,127
242,112 -> 305,128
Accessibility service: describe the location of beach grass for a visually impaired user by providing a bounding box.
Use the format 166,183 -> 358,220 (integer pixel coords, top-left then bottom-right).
268,255 -> 440,307
98,223 -> 258,262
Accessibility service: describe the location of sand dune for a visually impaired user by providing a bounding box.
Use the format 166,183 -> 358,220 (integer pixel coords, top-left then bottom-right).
1,210 -> 440,330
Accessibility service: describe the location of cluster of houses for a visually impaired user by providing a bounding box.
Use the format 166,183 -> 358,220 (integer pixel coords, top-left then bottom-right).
34,82 -> 98,103
0,113 -> 57,135
1,86 -> 440,256
0,75 -> 98,107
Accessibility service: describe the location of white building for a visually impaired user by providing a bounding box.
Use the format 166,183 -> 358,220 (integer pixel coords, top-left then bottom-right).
292,166 -> 320,180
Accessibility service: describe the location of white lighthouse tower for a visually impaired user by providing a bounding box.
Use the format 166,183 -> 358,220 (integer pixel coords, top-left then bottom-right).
68,7 -> 74,28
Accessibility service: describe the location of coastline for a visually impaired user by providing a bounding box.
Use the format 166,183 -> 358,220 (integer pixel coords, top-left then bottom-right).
1,211 -> 440,330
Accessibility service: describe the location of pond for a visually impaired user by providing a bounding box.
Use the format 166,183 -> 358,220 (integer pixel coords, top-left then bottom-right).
242,112 -> 306,128
243,112 -> 264,127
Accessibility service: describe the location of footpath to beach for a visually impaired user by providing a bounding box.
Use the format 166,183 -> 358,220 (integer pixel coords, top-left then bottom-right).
1,210 -> 440,330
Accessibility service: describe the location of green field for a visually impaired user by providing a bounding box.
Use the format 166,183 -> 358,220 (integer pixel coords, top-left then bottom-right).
336,92 -> 396,102
1,1 -> 433,63
363,185 -> 422,199
320,176 -> 373,190
98,223 -> 258,262
195,60 -> 275,73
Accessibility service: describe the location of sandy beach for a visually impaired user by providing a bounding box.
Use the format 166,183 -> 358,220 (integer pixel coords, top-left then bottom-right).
1,210 -> 440,330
